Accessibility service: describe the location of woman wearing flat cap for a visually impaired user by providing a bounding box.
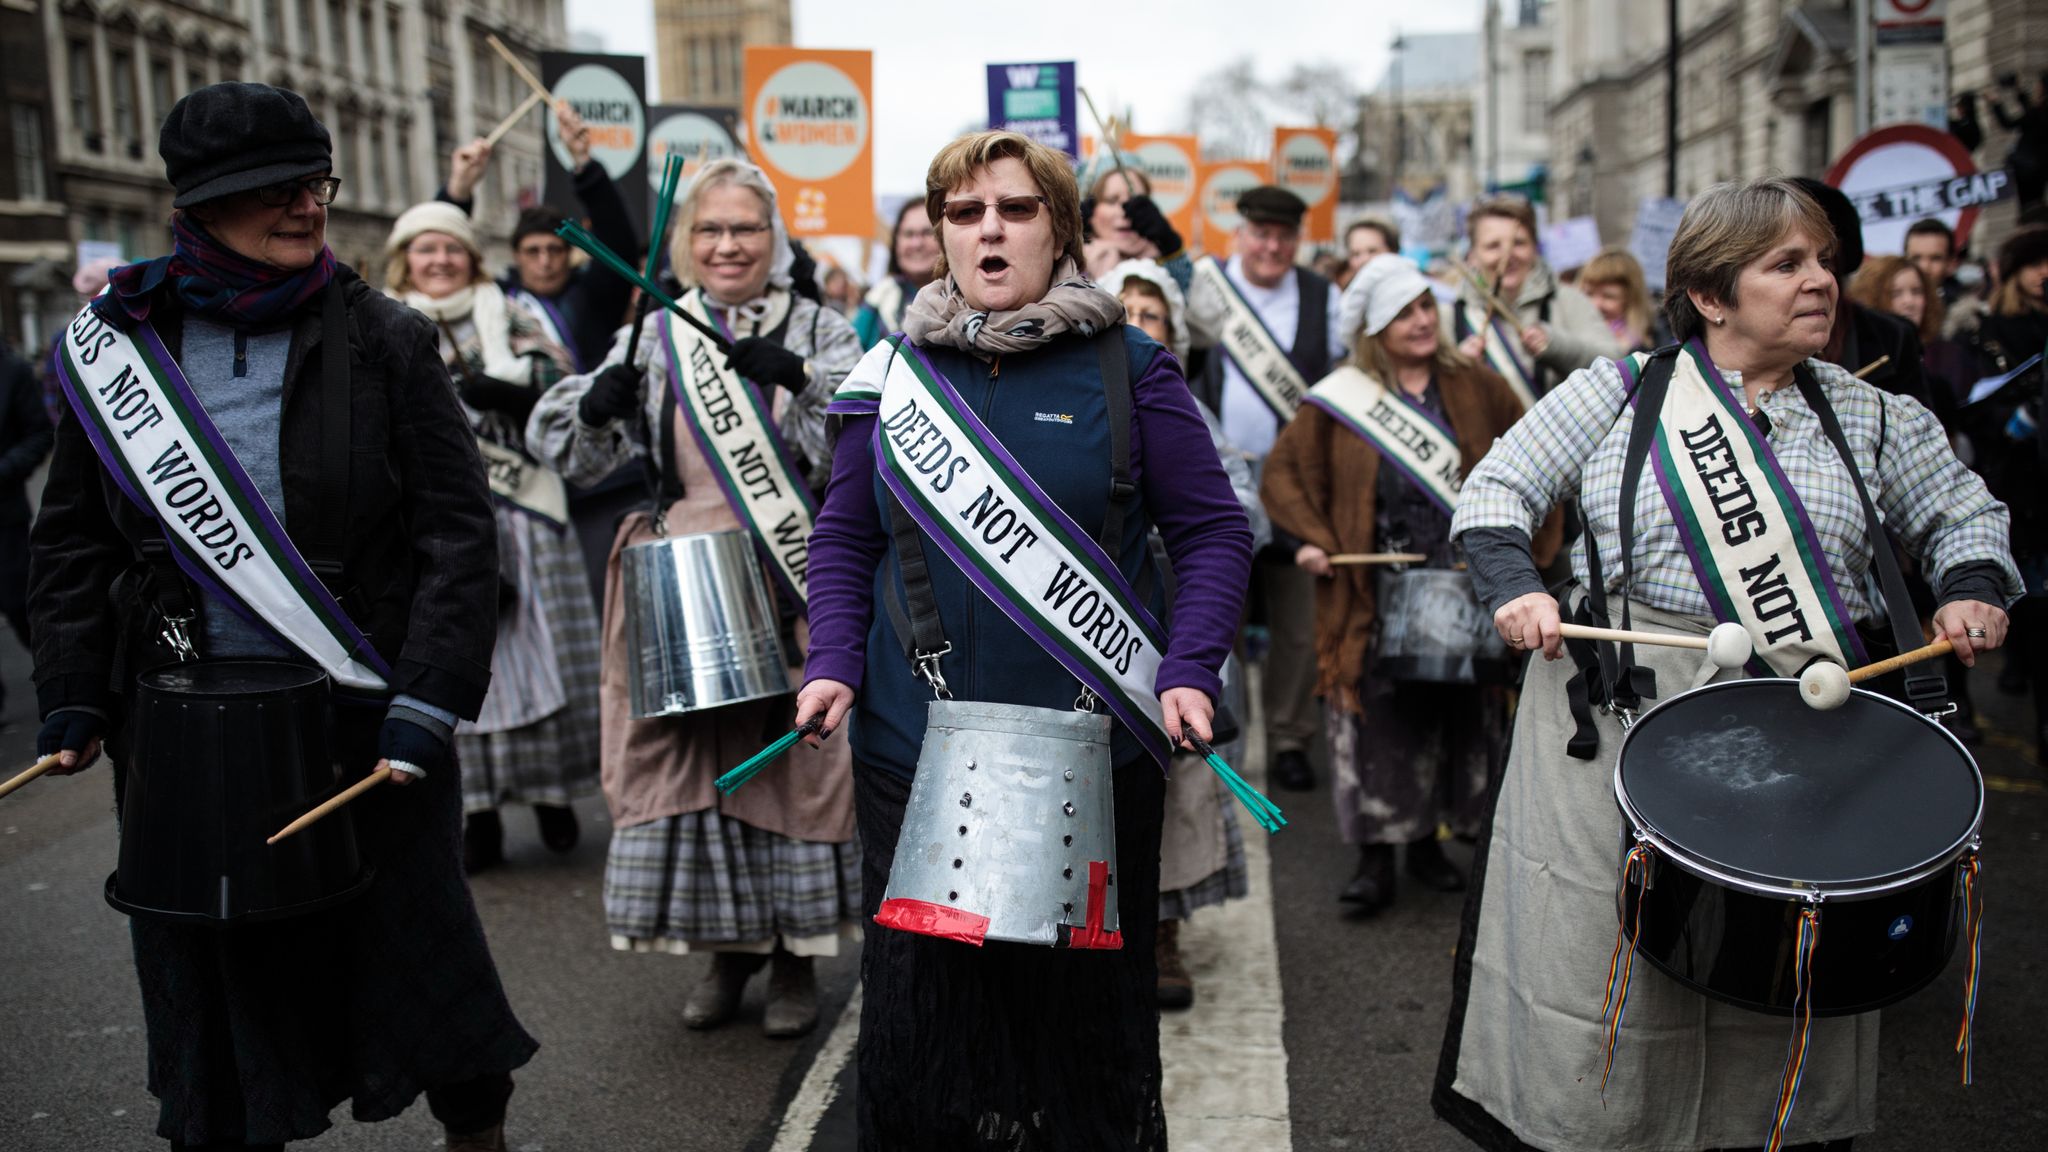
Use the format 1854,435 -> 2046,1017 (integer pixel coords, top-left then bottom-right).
30,82 -> 532,1151
1261,255 -> 1555,917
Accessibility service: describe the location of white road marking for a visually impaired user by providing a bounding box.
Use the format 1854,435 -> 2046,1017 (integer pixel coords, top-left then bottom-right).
1158,665 -> 1292,1151
768,985 -> 862,1151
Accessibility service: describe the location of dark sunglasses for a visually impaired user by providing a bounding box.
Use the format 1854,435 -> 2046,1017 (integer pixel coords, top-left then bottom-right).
255,176 -> 342,207
940,194 -> 1048,227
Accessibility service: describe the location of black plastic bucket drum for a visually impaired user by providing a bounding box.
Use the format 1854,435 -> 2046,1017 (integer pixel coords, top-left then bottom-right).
1613,678 -> 1982,1016
106,660 -> 374,925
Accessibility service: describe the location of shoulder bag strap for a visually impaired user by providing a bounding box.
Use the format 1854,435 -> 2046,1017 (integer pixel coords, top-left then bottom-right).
1795,364 -> 1947,709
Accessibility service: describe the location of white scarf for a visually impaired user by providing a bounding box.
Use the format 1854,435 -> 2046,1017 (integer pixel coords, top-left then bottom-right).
399,281 -> 531,387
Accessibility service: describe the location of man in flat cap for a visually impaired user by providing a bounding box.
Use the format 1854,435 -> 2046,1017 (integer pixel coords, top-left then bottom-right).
1187,185 -> 1346,794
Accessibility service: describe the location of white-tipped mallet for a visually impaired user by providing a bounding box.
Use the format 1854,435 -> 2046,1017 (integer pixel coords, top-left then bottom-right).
1799,637 -> 1955,711
1552,620 -> 1753,670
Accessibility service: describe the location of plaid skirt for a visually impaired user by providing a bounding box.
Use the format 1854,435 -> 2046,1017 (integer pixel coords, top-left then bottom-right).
604,810 -> 862,956
458,508 -> 603,814
1157,799 -> 1249,921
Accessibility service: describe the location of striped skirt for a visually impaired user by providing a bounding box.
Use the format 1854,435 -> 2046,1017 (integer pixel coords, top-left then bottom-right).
604,810 -> 862,957
1157,799 -> 1249,921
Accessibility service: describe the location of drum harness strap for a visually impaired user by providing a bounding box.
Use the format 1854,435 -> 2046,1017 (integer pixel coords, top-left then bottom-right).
1566,349 -> 1946,759
138,285 -> 354,665
881,330 -> 1143,709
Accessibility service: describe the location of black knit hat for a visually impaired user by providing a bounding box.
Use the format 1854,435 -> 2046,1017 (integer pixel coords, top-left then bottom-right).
1237,185 -> 1308,228
1997,225 -> 2048,282
1790,176 -> 1864,277
161,83 -> 332,208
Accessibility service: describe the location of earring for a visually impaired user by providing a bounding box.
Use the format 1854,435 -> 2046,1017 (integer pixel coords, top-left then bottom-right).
1713,315 -> 1725,325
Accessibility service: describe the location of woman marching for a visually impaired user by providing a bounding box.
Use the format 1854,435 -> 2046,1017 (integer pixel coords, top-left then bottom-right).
31,82 -> 533,1151
1433,177 -> 2018,1152
528,158 -> 864,1038
1446,197 -> 1621,405
382,201 -> 601,873
796,130 -> 1253,1148
852,199 -> 940,349
1262,255 -> 1557,917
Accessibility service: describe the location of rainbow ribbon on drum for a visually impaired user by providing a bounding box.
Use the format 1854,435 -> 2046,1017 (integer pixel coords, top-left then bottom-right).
716,716 -> 826,796
1597,842 -> 1653,1097
1186,734 -> 1286,835
1955,853 -> 1984,1086
1762,904 -> 1823,1152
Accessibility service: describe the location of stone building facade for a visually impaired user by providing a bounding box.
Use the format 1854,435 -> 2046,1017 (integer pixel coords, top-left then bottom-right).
653,0 -> 790,107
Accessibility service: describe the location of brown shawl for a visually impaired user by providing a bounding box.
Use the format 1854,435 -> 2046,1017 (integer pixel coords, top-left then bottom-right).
1259,360 -> 1561,713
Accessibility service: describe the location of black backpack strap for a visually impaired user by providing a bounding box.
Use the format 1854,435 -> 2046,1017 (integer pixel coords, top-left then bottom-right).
882,490 -> 953,695
1097,329 -> 1136,556
307,282 -> 350,586
1795,364 -> 1948,710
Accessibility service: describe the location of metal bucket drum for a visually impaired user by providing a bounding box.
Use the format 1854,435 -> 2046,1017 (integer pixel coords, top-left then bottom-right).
107,660 -> 374,925
1614,678 -> 1983,1016
876,700 -> 1122,948
621,528 -> 791,717
1375,568 -> 1510,683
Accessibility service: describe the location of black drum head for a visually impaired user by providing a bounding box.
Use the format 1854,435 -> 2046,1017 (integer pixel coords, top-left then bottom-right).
139,659 -> 328,698
1617,679 -> 1981,889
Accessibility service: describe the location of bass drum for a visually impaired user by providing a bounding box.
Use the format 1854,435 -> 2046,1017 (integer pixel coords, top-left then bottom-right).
1614,678 -> 1982,1016
108,660 -> 374,925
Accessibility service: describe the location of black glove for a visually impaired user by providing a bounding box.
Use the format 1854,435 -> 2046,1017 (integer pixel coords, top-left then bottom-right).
787,239 -> 822,304
37,709 -> 106,758
725,336 -> 808,391
461,379 -> 540,422
380,712 -> 450,780
1121,195 -> 1183,257
578,361 -> 642,425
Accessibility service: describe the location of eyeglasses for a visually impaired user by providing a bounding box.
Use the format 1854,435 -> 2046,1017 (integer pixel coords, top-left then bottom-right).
940,195 -> 1048,227
692,222 -> 772,242
255,176 -> 342,207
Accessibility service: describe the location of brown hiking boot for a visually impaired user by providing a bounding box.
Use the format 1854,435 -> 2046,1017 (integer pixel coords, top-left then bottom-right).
1156,918 -> 1194,1010
683,952 -> 767,1030
444,1122 -> 506,1152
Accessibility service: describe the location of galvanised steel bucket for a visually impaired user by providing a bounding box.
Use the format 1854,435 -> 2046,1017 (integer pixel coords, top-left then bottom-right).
876,700 -> 1122,949
621,529 -> 791,717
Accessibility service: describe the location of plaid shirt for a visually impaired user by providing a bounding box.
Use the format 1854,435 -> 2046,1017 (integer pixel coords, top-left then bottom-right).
1450,355 -> 2022,619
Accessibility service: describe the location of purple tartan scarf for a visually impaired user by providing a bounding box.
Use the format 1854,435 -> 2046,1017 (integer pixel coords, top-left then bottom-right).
93,214 -> 338,329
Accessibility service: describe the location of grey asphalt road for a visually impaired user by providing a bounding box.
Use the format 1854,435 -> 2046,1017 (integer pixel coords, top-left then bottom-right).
2,625 -> 2042,1150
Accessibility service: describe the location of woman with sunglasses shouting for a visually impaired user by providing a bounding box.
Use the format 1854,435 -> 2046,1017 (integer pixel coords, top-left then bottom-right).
795,130 -> 1253,1149
529,158 -> 864,1040
30,83 -> 532,1150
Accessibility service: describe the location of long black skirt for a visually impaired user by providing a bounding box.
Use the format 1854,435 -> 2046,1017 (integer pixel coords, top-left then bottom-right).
114,706 -> 538,1146
854,756 -> 1168,1151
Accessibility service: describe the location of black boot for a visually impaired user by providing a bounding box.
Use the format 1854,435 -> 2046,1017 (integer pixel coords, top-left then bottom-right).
464,810 -> 505,874
1406,836 -> 1467,892
1273,749 -> 1315,792
534,803 -> 579,853
1339,843 -> 1396,914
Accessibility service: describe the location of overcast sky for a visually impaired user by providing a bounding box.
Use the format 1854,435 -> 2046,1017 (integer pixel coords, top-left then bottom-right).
565,0 -> 1483,195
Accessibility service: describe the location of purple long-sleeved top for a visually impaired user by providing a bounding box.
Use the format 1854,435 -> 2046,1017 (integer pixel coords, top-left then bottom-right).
803,344 -> 1253,706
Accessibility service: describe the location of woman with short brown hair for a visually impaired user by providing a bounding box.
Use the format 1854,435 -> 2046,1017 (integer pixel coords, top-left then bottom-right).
1445,196 -> 1620,402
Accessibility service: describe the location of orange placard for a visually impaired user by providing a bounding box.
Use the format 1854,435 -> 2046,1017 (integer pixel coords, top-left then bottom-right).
1196,160 -> 1269,258
1118,133 -> 1201,250
1272,126 -> 1338,243
744,47 -> 874,236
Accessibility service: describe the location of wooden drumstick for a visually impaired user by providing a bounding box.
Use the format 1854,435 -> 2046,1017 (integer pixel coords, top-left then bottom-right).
487,34 -> 558,109
1852,355 -> 1890,381
1848,636 -> 1953,683
267,766 -> 391,845
1327,552 -> 1430,566
0,754 -> 64,801
482,89 -> 547,149
1555,621 -> 1755,670
1456,262 -> 1518,330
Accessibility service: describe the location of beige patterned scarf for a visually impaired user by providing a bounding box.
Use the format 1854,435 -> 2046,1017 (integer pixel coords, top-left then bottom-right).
902,257 -> 1126,358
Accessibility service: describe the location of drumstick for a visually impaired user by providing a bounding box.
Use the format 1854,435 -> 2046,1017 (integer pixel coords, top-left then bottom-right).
1456,262 -> 1517,330
716,716 -> 825,796
1327,552 -> 1430,566
0,754 -> 64,801
1848,636 -> 1953,683
555,220 -> 734,351
482,89 -> 546,149
487,34 -> 557,109
1076,87 -> 1134,188
266,766 -> 391,845
1852,355 -> 1890,381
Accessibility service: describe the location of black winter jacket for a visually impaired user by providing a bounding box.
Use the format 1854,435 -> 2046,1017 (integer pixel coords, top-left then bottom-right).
28,267 -> 500,720
0,339 -> 53,527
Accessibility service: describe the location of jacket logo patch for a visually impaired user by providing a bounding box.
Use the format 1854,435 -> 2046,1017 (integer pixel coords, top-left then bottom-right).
1033,412 -> 1074,425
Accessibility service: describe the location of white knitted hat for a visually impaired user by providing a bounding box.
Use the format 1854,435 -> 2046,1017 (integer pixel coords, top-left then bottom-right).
1339,253 -> 1434,341
383,200 -> 483,265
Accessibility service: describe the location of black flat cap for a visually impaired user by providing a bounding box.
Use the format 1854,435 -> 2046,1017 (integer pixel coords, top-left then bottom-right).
161,82 -> 332,208
1237,185 -> 1308,228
